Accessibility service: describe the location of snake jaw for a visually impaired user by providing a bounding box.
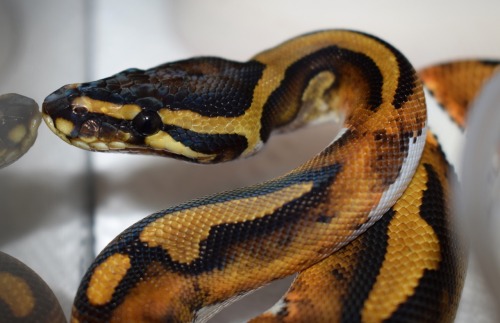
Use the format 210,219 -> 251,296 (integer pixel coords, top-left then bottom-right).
42,110 -> 133,152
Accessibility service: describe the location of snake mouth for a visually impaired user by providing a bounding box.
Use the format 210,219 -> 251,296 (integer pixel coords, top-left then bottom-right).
62,136 -> 204,161
42,112 -> 202,160
42,112 -> 129,151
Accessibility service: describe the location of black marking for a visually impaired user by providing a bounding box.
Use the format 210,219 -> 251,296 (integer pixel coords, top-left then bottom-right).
317,214 -> 333,224
479,59 -> 500,67
334,129 -> 356,148
339,208 -> 395,323
135,97 -> 164,110
156,58 -> 265,117
276,298 -> 290,318
163,125 -> 248,160
386,269 -> 442,322
331,268 -> 345,281
428,133 -> 455,180
360,31 -> 418,109
391,53 -> 418,109
259,45 -> 384,141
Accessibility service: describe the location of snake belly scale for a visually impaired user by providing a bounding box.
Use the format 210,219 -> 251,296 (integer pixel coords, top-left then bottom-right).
35,29 -> 467,322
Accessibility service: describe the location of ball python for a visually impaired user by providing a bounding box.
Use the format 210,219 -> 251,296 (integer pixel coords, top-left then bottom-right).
2,29 -> 499,322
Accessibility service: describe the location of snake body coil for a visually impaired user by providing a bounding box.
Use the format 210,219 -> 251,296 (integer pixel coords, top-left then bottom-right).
14,29 -> 477,322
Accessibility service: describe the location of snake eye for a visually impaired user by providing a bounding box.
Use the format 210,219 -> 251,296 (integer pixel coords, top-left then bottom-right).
132,110 -> 162,136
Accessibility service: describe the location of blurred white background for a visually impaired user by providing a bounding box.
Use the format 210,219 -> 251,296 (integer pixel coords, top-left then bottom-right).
0,0 -> 499,321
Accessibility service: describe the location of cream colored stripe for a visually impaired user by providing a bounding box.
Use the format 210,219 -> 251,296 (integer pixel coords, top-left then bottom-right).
145,130 -> 213,160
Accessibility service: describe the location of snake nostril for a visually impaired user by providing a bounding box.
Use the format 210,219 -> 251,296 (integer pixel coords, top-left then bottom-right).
72,105 -> 88,115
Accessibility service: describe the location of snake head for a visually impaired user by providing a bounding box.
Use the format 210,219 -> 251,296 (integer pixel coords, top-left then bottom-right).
42,61 -> 261,163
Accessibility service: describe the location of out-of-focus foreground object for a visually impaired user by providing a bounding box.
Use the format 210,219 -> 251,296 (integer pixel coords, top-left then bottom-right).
0,93 -> 41,168
457,72 -> 500,321
0,251 -> 66,323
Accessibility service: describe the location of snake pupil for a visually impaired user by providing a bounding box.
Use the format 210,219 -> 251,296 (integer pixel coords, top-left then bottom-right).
132,110 -> 162,136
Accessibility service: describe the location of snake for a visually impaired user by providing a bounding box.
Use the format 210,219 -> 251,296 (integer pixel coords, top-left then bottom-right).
1,29 -> 499,322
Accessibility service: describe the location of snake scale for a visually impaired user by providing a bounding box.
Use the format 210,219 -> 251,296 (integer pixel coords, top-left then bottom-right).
2,29 -> 499,322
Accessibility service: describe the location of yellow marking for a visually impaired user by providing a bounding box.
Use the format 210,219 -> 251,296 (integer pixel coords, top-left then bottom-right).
0,272 -> 35,317
55,118 -> 74,136
72,97 -> 141,120
361,157 -> 441,322
8,125 -> 27,144
145,130 -> 213,159
140,182 -> 314,264
86,253 -> 131,306
156,109 -> 261,158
